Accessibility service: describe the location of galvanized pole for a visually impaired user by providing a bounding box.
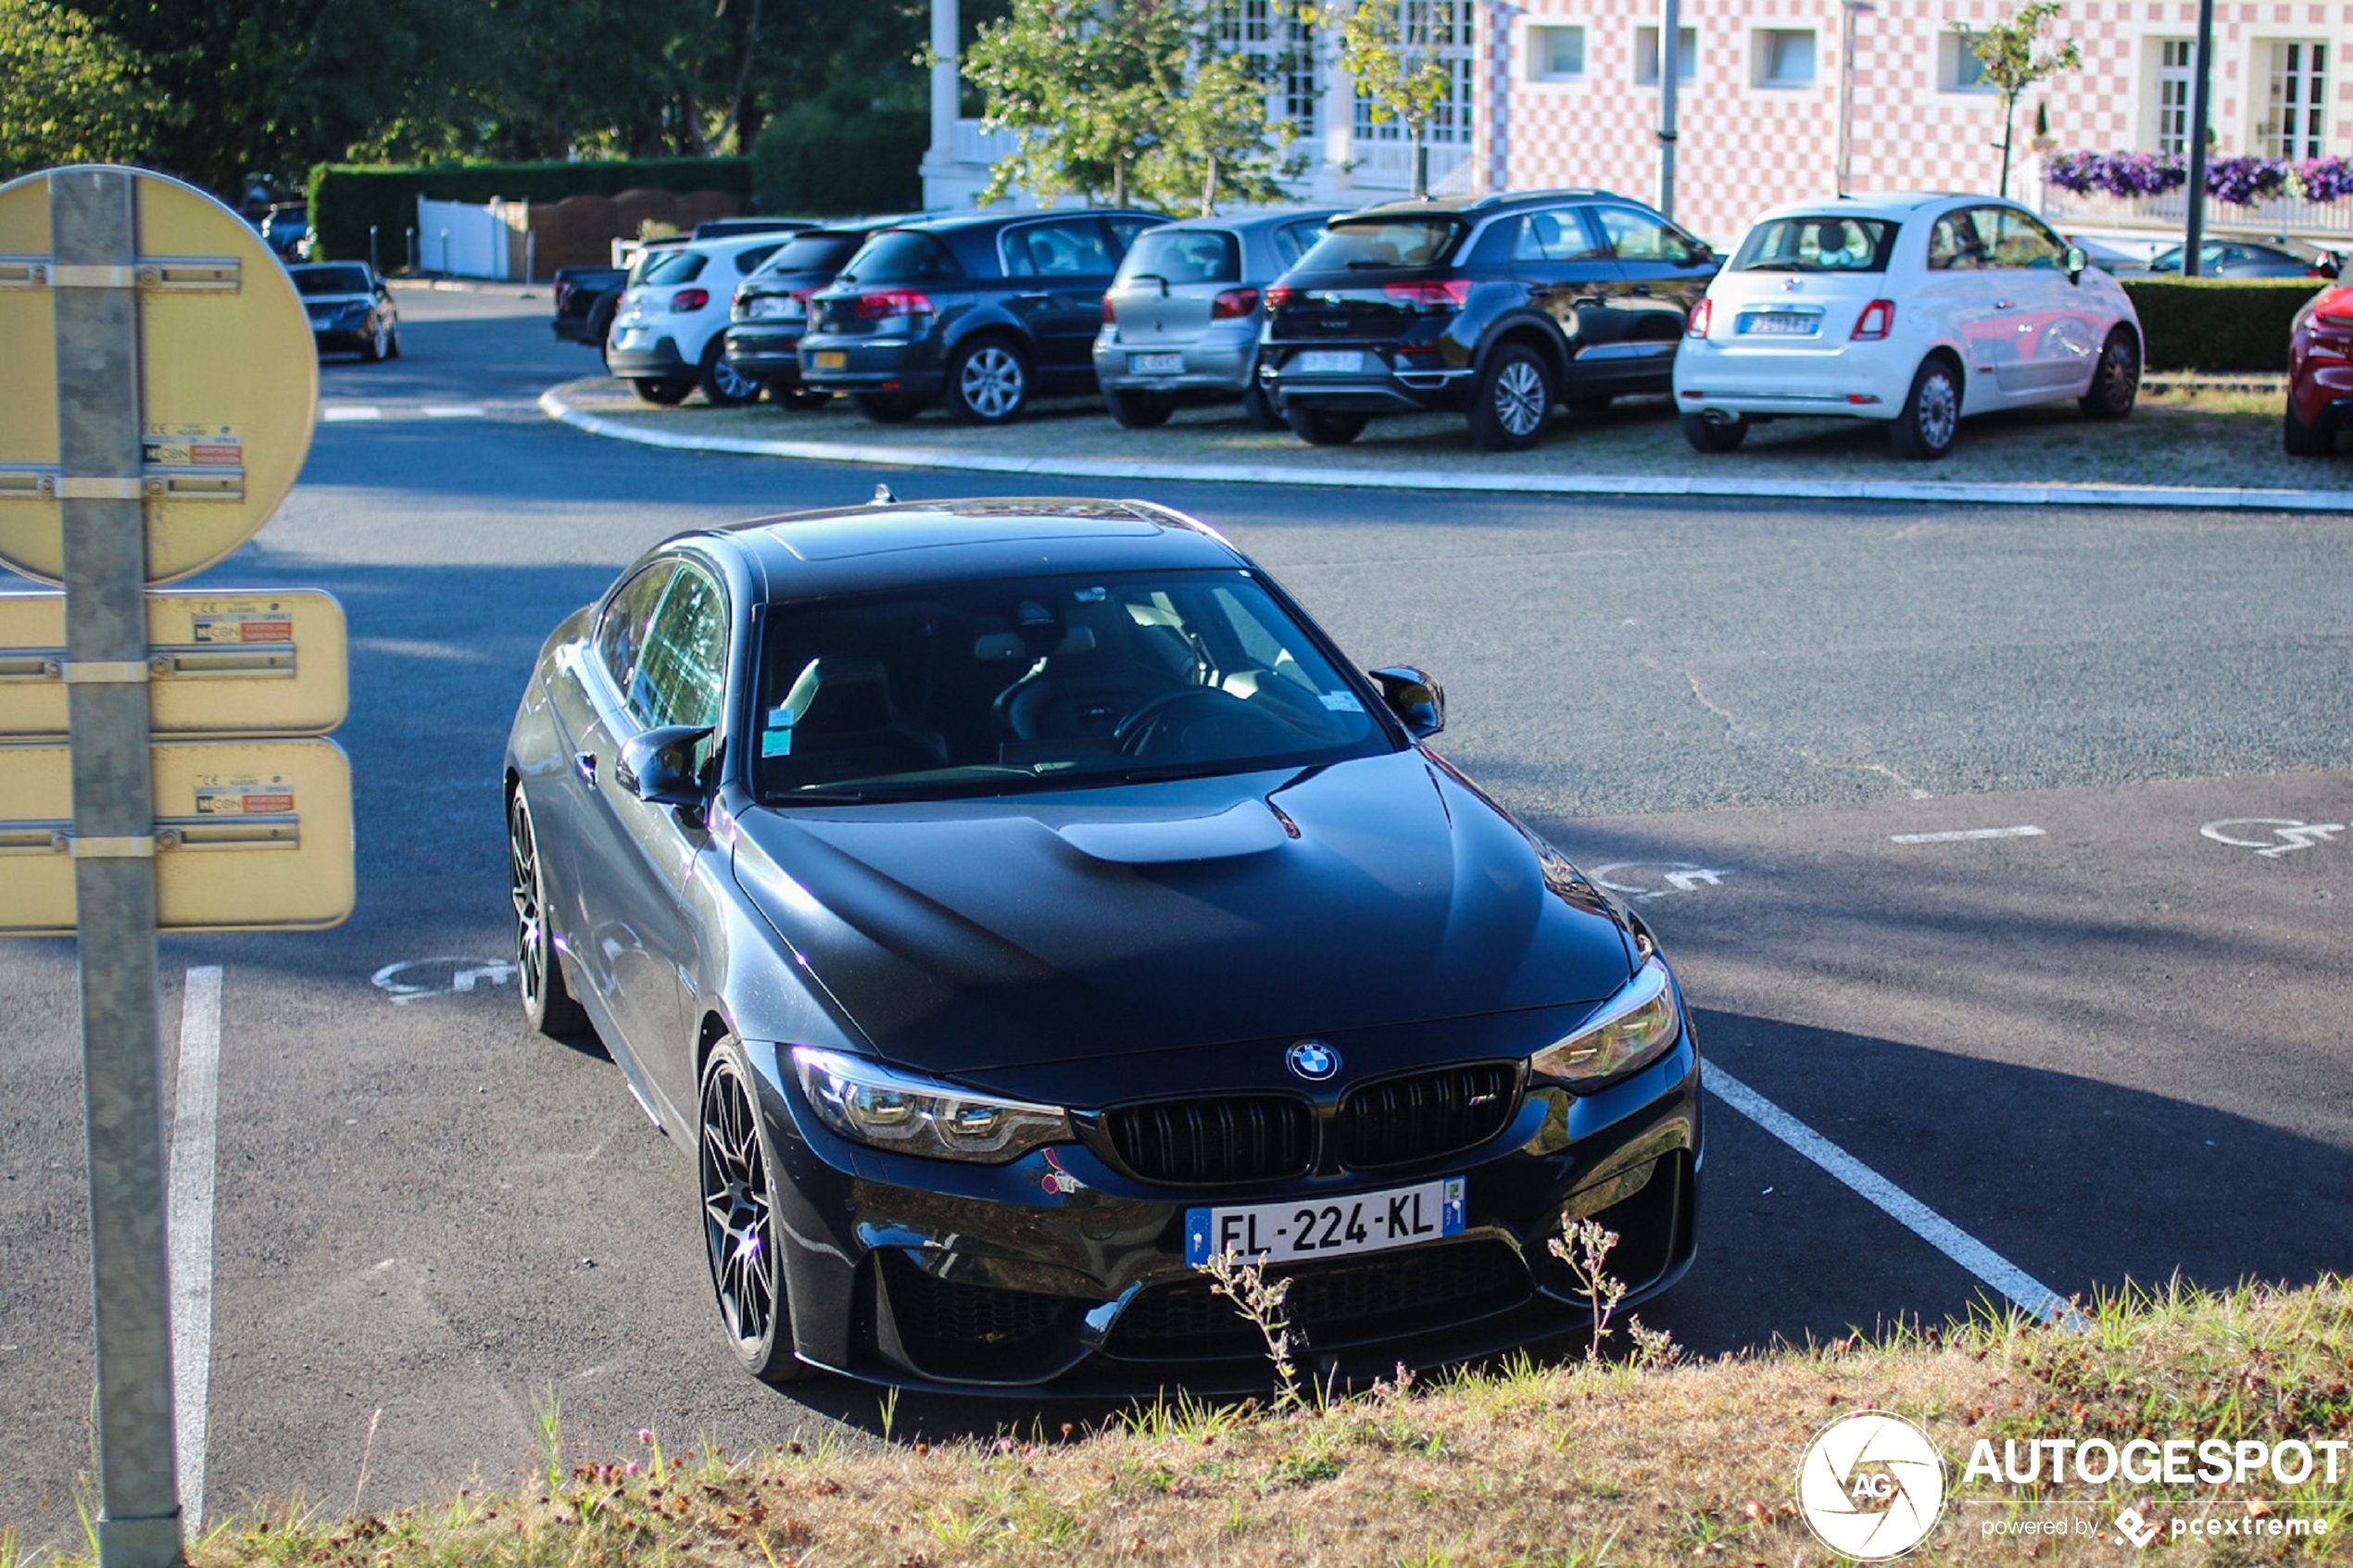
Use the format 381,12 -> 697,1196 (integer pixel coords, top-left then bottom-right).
1656,0 -> 1680,220
52,165 -> 185,1568
2183,0 -> 2215,276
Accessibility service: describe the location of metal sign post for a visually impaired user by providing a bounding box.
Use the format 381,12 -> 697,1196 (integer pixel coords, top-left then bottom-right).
1656,0 -> 1681,221
2183,0 -> 2216,277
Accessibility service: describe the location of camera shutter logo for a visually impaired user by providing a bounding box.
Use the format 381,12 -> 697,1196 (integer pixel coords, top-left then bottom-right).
1795,1410 -> 1946,1560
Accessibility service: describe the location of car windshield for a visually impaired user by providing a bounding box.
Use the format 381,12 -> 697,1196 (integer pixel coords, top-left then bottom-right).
755,233 -> 863,276
640,250 -> 709,285
837,230 -> 964,284
1732,217 -> 1899,272
1294,218 -> 1466,272
293,266 -> 371,295
1119,228 -> 1240,285
753,570 -> 1392,804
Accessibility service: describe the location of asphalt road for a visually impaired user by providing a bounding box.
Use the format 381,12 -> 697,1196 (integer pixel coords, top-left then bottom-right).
3,283 -> 2348,1539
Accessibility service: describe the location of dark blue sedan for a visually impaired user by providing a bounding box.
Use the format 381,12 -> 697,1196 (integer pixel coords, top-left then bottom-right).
503,497 -> 1701,1391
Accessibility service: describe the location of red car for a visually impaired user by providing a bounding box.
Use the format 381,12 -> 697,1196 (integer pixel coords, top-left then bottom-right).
2284,283 -> 2353,454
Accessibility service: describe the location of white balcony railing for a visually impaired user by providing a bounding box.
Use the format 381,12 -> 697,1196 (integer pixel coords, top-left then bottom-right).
952,119 -> 1018,167
2041,183 -> 2353,238
1351,139 -> 1473,192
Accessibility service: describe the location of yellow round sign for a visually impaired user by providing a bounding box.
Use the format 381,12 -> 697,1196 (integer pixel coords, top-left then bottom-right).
0,165 -> 316,585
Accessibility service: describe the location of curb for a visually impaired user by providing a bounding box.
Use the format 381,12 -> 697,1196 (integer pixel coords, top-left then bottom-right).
537,387 -> 2353,514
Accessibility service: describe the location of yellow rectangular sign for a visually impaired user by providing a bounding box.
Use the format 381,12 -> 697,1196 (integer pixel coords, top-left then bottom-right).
0,588 -> 346,737
0,737 -> 353,933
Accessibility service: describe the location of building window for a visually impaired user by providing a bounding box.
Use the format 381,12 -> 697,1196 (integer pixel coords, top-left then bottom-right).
2261,41 -> 2328,159
1530,24 -> 1586,81
1754,28 -> 1817,86
1213,0 -> 1319,140
1634,24 -> 1697,84
2155,40 -> 2195,154
1353,0 -> 1474,145
1939,31 -> 1994,93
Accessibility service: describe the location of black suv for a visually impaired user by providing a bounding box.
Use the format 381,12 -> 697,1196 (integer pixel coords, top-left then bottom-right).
722,219 -> 920,408
799,209 -> 1164,423
1261,190 -> 1719,449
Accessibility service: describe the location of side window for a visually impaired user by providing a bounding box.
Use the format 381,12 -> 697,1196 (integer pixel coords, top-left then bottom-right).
1002,219 -> 1116,279
1980,207 -> 2064,269
735,243 -> 782,274
1513,208 -> 1609,262
596,562 -> 678,697
1103,216 -> 1156,256
627,565 -> 729,732
1273,219 -> 1327,266
1594,206 -> 1702,265
1926,209 -> 1987,270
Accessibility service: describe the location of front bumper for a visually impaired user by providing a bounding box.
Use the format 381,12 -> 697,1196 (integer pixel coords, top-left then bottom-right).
755,1031 -> 1703,1394
1093,324 -> 1257,395
1673,337 -> 1911,420
725,323 -> 809,383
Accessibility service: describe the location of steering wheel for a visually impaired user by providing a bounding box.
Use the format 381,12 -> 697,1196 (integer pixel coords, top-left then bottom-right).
1112,686 -> 1242,757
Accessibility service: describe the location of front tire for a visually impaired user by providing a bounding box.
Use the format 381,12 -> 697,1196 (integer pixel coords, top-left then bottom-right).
1466,345 -> 1554,451
1104,388 -> 1175,429
944,338 -> 1031,424
633,377 -> 694,406
509,789 -> 588,1036
1889,355 -> 1962,460
2079,328 -> 2140,420
698,339 -> 762,408
359,316 -> 388,363
699,1037 -> 810,1384
1680,410 -> 1749,452
1285,407 -> 1367,445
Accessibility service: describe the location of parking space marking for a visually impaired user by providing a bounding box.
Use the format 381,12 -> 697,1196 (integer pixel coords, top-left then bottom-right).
1703,1058 -> 2073,1325
169,965 -> 224,1529
1591,860 -> 1736,900
2199,818 -> 2347,858
421,405 -> 485,418
1890,824 -> 2045,844
320,406 -> 382,422
371,955 -> 515,1003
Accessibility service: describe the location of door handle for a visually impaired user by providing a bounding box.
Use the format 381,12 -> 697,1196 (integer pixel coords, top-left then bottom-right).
1994,299 -> 2017,309
574,751 -> 596,782
1012,291 -> 1050,303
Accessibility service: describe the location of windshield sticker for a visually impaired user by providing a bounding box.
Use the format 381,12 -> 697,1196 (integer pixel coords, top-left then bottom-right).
761,729 -> 793,758
1320,690 -> 1365,712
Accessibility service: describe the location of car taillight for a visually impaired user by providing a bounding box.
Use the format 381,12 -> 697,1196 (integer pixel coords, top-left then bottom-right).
1851,299 -> 1896,341
671,287 -> 709,312
856,289 -> 935,318
1102,295 -> 1117,325
1265,283 -> 1297,310
1381,278 -> 1473,311
1685,298 -> 1712,338
1212,286 -> 1262,320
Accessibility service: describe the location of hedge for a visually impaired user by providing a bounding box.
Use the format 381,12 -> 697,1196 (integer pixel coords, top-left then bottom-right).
750,103 -> 927,219
304,157 -> 752,264
2120,276 -> 2324,372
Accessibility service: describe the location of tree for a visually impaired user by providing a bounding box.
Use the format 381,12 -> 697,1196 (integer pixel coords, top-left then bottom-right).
0,0 -> 159,180
1316,0 -> 1459,199
1137,31 -> 1302,213
1958,0 -> 2081,198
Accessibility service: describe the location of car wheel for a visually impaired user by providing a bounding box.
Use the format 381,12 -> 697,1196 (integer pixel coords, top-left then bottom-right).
633,377 -> 695,406
1240,382 -> 1286,432
359,316 -> 388,363
2078,328 -> 2140,420
1104,388 -> 1175,429
699,340 -> 761,408
777,387 -> 831,410
384,324 -> 401,360
945,338 -> 1031,423
699,1036 -> 811,1384
508,788 -> 588,1036
1284,407 -> 1367,445
1680,410 -> 1749,453
2284,399 -> 2333,456
850,392 -> 925,423
1888,355 -> 1962,460
1466,345 -> 1554,451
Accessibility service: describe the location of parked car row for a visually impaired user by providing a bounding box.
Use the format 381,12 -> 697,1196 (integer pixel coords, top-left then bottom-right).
585,188 -> 2162,460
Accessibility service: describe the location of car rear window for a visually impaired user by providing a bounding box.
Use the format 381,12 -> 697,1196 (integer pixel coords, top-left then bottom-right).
839,231 -> 965,284
640,250 -> 709,285
757,233 -> 864,275
1120,229 -> 1240,286
1294,218 -> 1466,272
293,266 -> 371,295
1733,217 -> 1900,272
1273,219 -> 1328,267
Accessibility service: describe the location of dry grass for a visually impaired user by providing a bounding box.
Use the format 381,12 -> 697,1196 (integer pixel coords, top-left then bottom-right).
9,1277 -> 2347,1568
553,376 -> 2350,495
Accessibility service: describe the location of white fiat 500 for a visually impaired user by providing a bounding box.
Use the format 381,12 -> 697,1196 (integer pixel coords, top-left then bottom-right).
1673,194 -> 2143,458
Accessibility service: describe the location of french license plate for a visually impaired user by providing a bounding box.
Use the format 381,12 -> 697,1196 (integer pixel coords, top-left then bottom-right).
1184,1176 -> 1465,1266
1128,352 -> 1184,374
1736,311 -> 1820,336
1296,350 -> 1365,373
812,349 -> 846,370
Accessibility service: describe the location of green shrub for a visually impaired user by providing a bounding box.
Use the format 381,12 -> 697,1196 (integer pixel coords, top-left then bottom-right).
750,102 -> 927,219
2120,276 -> 2323,372
304,157 -> 752,264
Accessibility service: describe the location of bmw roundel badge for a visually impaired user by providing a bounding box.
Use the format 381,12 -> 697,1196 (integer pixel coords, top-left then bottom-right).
1286,1039 -> 1340,1081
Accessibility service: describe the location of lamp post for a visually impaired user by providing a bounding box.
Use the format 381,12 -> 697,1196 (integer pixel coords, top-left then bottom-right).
1657,0 -> 1680,220
2183,0 -> 2214,276
1837,1 -> 1875,194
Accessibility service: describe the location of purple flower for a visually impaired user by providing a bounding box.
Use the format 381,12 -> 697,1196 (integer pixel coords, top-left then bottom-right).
2206,155 -> 2287,206
2293,156 -> 2353,203
2041,150 -> 2187,198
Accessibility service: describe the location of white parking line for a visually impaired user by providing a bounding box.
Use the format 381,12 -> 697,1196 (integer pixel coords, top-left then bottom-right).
169,965 -> 224,1529
421,405 -> 485,418
1889,824 -> 2045,844
321,406 -> 381,422
1703,1057 -> 2073,1324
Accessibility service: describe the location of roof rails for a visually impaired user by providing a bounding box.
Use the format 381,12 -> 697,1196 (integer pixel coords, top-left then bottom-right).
1468,187 -> 1608,207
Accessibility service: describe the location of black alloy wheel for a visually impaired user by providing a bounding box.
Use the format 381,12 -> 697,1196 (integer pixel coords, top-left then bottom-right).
1285,407 -> 1367,445
699,338 -> 762,407
508,789 -> 587,1035
699,1039 -> 809,1383
1104,388 -> 1176,429
1466,345 -> 1554,451
2078,328 -> 2140,420
1680,410 -> 1749,453
633,377 -> 695,406
851,392 -> 925,423
1889,355 -> 1962,460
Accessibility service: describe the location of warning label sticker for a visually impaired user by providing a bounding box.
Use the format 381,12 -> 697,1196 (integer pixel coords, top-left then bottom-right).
144,423 -> 243,468
194,776 -> 296,816
191,608 -> 293,644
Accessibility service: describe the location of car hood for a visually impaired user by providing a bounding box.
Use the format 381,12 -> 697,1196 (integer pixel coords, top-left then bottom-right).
728,748 -> 1635,1075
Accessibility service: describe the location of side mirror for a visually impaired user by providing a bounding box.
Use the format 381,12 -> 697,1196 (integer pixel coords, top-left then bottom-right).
616,724 -> 714,809
2064,244 -> 2089,282
1369,667 -> 1445,739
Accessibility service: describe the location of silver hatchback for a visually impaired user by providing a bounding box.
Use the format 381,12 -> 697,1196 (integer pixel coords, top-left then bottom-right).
1093,209 -> 1337,429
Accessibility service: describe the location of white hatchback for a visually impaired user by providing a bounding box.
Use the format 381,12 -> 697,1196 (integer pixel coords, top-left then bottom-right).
1672,193 -> 2143,458
607,231 -> 802,406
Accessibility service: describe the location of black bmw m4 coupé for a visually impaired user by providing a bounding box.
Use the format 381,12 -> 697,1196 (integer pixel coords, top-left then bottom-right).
503,497 -> 1700,1392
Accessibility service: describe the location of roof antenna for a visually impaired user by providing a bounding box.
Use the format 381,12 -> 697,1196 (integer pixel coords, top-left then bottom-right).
869,483 -> 896,507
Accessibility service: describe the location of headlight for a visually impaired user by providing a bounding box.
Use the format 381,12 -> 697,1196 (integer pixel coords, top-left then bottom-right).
1527,959 -> 1681,1085
790,1047 -> 1071,1163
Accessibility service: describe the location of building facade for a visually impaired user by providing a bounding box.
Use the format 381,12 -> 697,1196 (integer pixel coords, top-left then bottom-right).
919,0 -> 2353,245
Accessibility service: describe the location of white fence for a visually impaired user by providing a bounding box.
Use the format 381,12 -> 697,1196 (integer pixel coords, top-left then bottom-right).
416,196 -> 522,279
2041,184 -> 2353,239
1351,140 -> 1473,192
